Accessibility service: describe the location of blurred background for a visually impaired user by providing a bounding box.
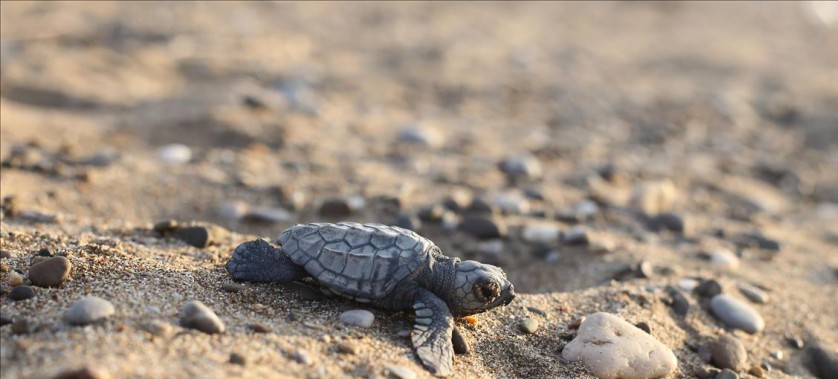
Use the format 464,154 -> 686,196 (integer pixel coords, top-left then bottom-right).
1,2 -> 837,293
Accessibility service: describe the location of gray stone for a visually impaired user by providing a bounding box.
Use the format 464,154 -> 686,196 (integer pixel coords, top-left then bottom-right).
709,249 -> 740,271
648,213 -> 686,234
711,335 -> 748,370
710,294 -> 765,334
339,309 -> 374,328
563,225 -> 590,245
28,256 -> 72,287
452,326 -> 469,355
66,296 -> 115,325
519,318 -> 540,334
218,201 -> 249,220
562,312 -> 677,379
810,343 -> 838,379
9,285 -> 35,301
385,365 -> 417,379
398,124 -> 444,148
522,222 -> 561,244
243,206 -> 293,224
459,216 -> 507,239
498,154 -> 543,180
291,349 -> 313,365
180,300 -> 225,334
738,283 -> 769,303
176,226 -> 212,248
696,279 -> 723,297
715,368 -> 739,379
221,283 -> 247,293
493,192 -> 530,215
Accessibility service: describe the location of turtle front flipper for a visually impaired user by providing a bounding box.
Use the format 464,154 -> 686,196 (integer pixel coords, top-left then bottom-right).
226,239 -> 309,283
412,289 -> 454,376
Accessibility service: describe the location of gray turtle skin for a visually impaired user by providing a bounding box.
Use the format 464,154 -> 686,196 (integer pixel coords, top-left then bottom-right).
226,222 -> 516,376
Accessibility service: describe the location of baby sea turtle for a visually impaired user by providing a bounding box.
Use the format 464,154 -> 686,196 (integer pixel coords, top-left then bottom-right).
226,222 -> 515,376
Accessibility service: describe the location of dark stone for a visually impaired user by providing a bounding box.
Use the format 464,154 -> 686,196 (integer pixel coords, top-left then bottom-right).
9,285 -> 35,301
666,286 -> 690,316
523,188 -> 545,201
715,368 -> 739,379
696,279 -> 723,297
318,198 -> 352,218
417,204 -> 446,222
695,367 -> 719,379
247,323 -> 272,333
394,213 -> 421,231
810,343 -> 838,379
787,335 -> 805,349
0,312 -> 12,326
152,219 -> 178,234
37,248 -> 52,257
526,307 -> 547,317
242,95 -> 266,109
452,326 -> 470,355
229,352 -> 247,365
466,198 -> 496,215
459,216 -> 507,240
0,249 -> 11,259
711,335 -> 747,370
635,321 -> 651,334
28,256 -> 72,287
52,366 -> 110,379
176,226 -> 212,248
11,318 -> 36,335
220,283 -> 246,293
648,213 -> 685,234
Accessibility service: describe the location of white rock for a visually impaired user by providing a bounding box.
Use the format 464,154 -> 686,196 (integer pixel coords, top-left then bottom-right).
678,278 -> 700,291
522,223 -> 561,244
180,300 -> 225,334
575,200 -> 599,219
157,144 -> 192,165
493,192 -> 530,215
218,201 -> 250,220
340,309 -> 374,328
562,312 -> 677,379
66,296 -> 115,325
398,124 -> 444,148
710,294 -> 765,334
384,365 -> 416,379
709,249 -> 740,271
631,180 -> 678,216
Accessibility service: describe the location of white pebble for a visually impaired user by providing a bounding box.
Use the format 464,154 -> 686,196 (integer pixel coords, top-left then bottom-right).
522,223 -> 561,244
493,192 -> 530,215
218,201 -> 250,220
157,144 -> 192,165
66,296 -> 115,325
340,309 -> 374,328
384,365 -> 416,379
709,250 -> 740,271
477,239 -> 504,256
575,200 -> 599,219
678,278 -> 700,291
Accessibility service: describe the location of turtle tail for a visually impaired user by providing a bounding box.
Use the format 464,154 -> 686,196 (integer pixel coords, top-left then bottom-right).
226,239 -> 309,283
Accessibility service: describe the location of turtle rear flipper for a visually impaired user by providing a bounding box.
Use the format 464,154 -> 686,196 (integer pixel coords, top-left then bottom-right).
412,289 -> 454,376
226,239 -> 309,283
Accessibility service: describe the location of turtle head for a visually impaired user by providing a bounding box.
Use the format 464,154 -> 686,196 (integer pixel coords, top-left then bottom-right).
448,260 -> 515,316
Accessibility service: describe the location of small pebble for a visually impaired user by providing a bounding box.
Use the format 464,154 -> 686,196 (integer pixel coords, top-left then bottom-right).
336,341 -> 357,355
157,144 -> 192,164
527,306 -> 547,317
0,249 -> 11,259
452,326 -> 470,354
710,294 -> 765,334
576,200 -> 599,219
318,198 -> 353,218
180,300 -> 225,334
394,213 -> 421,231
176,226 -> 212,248
715,368 -> 739,379
493,192 -> 530,215
696,279 -> 723,297
9,285 -> 35,301
748,365 -> 765,378
291,349 -> 313,365
648,213 -> 686,234
339,309 -> 374,328
0,312 -> 12,326
229,352 -> 246,366
498,154 -> 543,180
667,288 -> 690,316
247,323 -> 272,333
397,329 -> 411,338
243,207 -> 292,224
631,180 -> 678,216
563,225 -> 590,245
140,320 -> 173,337
522,222 -> 561,244
66,296 -> 115,326
787,335 -> 805,349
398,124 -> 444,148
52,366 -> 111,379
678,278 -> 700,291
635,321 -> 651,334
463,315 -> 478,325
771,350 -> 783,360
636,261 -> 654,279
695,367 -> 719,379
28,256 -> 72,287
459,216 -> 507,240
221,283 -> 247,293
738,282 -> 769,303
8,271 -> 24,287
711,335 -> 748,370
519,318 -> 540,334
384,365 -> 417,379
709,250 -> 740,271
11,318 -> 36,334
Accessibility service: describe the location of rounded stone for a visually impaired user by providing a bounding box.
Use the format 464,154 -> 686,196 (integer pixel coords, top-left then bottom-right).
459,216 -> 507,240
519,318 -> 540,334
339,309 -> 374,328
318,198 -> 353,218
157,144 -> 192,164
7,271 -> 24,287
562,312 -> 677,379
336,341 -> 357,355
715,368 -> 739,379
384,365 -> 417,379
9,285 -> 35,301
696,279 -> 723,297
709,250 -> 740,271
738,283 -> 769,304
176,226 -> 212,248
180,300 -> 225,334
66,296 -> 115,325
711,335 -> 748,370
28,256 -> 72,287
229,352 -> 246,366
452,327 -> 470,355
710,294 -> 765,334
522,223 -> 561,244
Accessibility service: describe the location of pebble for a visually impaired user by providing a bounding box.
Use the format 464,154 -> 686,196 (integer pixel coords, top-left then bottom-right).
452,326 -> 470,354
748,365 -> 765,378
11,318 -> 36,334
678,278 -> 700,291
476,239 -> 503,256
247,323 -> 272,333
336,341 -> 357,355
695,367 -> 719,379
0,312 -> 11,326
397,329 -> 411,338
384,365 -> 417,379
667,287 -> 690,316
157,144 -> 192,164
339,309 -> 374,328
787,335 -> 805,349
217,201 -> 249,220
738,283 -> 768,303
562,312 -> 677,379
563,225 -> 590,245
648,213 -> 686,234
28,256 -> 72,287
176,226 -> 212,248
0,249 -> 12,258
498,154 -> 543,180
811,343 -> 838,379
710,294 -> 765,334
631,180 -> 678,215
636,261 -> 655,279
9,285 -> 35,301
696,279 -> 723,297
527,306 -> 547,317
635,321 -> 651,334
709,250 -> 740,271
459,216 -> 507,239
291,349 -> 313,365
575,200 -> 599,219
221,283 -> 247,293
716,368 -> 739,379
52,366 -> 111,379
398,124 -> 444,148
519,318 -> 540,334
152,219 -> 178,234
522,222 -> 561,244
394,213 -> 421,231
66,296 -> 115,326
771,350 -> 783,360
140,320 -> 173,337
711,335 -> 747,370
180,300 -> 225,334
493,192 -> 530,215
8,271 -> 24,287
229,352 -> 246,366
319,198 -> 353,218
241,206 -> 293,225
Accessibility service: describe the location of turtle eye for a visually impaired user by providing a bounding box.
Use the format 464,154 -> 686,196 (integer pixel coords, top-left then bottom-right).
473,279 -> 500,302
